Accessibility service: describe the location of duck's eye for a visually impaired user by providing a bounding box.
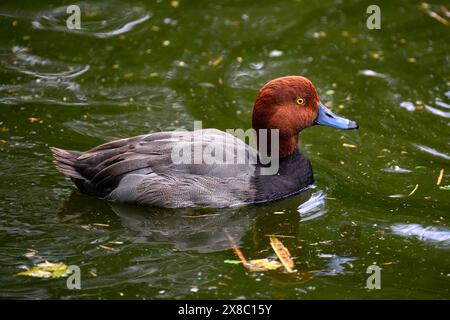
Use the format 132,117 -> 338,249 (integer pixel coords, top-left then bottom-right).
296,98 -> 305,105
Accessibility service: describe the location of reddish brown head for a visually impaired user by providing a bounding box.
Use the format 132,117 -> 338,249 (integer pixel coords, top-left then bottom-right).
252,76 -> 358,157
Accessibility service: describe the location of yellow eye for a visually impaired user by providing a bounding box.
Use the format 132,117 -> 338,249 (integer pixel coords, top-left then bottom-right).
296,98 -> 305,105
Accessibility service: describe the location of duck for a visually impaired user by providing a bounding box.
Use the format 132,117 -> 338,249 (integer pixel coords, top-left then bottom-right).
51,76 -> 358,208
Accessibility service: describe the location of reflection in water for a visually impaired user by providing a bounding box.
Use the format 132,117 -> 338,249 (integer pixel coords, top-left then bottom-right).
391,224 -> 450,245
110,203 -> 255,253
414,144 -> 450,160
58,190 -> 326,255
297,190 -> 327,222
317,255 -> 356,276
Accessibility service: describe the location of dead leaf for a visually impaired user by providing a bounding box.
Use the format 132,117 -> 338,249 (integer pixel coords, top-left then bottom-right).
28,117 -> 40,123
248,259 -> 281,271
16,261 -> 69,278
269,236 -> 294,273
437,168 -> 444,185
210,55 -> 224,67
342,143 -> 357,148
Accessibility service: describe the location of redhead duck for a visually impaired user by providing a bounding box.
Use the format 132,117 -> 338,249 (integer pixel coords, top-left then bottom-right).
51,76 -> 358,208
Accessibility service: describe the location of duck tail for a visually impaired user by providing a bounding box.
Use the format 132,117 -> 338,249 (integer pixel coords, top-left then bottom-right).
50,147 -> 85,180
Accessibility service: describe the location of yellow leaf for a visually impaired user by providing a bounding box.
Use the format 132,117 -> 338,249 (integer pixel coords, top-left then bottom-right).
28,117 -> 40,123
210,55 -> 224,67
248,259 -> 281,271
270,236 -> 294,273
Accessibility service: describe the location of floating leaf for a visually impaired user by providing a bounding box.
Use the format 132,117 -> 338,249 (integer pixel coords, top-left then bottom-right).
269,236 -> 294,273
210,55 -> 224,67
28,117 -> 40,123
248,259 -> 282,271
16,261 -> 69,278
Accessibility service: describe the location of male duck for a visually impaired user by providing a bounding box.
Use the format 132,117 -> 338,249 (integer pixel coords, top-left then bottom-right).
51,76 -> 358,208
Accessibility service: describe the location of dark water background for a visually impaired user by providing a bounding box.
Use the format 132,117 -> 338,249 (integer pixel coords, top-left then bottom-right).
0,0 -> 449,299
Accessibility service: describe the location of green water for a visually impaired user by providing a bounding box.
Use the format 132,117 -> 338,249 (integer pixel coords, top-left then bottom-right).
0,0 -> 449,299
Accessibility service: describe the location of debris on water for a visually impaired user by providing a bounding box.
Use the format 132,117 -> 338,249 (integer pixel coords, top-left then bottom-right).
407,184 -> 419,197
24,248 -> 38,258
170,0 -> 179,8
439,185 -> 450,190
389,194 -> 405,198
399,101 -> 415,111
269,50 -> 283,58
226,234 -> 249,267
342,143 -> 357,148
190,286 -> 199,293
224,259 -> 242,265
420,2 -> 449,26
437,169 -> 444,185
210,55 -> 224,67
270,236 -> 294,273
371,52 -> 381,60
313,31 -> 326,38
249,259 -> 282,271
93,223 -> 110,227
358,69 -> 387,79
28,117 -> 40,123
383,165 -> 411,173
264,234 -> 296,239
226,234 -> 295,272
16,261 -> 70,278
99,244 -> 114,251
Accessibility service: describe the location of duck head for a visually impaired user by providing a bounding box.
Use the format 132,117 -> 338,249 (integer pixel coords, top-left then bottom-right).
252,76 -> 358,157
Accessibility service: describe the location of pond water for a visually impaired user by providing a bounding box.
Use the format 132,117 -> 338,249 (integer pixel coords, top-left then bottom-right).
0,0 -> 449,299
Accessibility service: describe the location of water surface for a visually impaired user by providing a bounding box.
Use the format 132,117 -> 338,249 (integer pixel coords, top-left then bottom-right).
0,0 -> 449,299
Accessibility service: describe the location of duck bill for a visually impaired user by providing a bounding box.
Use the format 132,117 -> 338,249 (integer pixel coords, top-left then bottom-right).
314,102 -> 359,130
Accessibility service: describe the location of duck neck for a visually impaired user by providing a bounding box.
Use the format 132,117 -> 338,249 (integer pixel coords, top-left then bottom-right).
279,135 -> 299,158
255,131 -> 299,158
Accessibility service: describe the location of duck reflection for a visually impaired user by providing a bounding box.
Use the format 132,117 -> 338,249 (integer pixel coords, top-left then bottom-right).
109,189 -> 314,253
59,188 -> 314,253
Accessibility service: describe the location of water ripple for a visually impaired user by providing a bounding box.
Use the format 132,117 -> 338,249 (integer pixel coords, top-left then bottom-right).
297,190 -> 328,222
391,224 -> 450,246
31,1 -> 151,38
0,46 -> 90,80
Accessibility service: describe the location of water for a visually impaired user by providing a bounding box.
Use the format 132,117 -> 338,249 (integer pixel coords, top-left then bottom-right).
0,0 -> 449,299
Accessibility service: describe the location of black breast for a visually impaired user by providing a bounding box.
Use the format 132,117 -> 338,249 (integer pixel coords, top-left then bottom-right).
252,148 -> 314,204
